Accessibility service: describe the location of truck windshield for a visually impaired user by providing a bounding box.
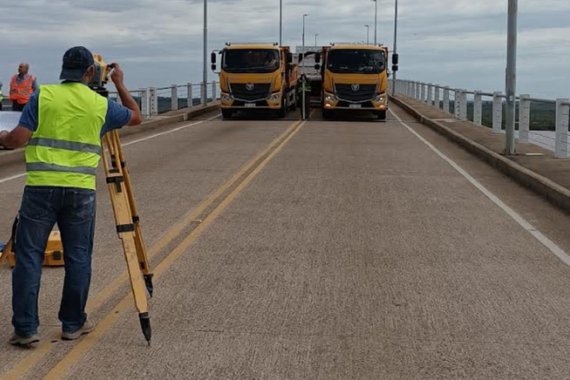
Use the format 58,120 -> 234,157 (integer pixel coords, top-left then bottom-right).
327,49 -> 385,74
222,49 -> 280,73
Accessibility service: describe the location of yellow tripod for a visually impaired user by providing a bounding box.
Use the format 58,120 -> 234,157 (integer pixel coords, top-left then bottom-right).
102,129 -> 153,345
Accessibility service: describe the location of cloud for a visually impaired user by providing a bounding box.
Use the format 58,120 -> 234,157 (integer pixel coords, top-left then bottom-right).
0,0 -> 568,98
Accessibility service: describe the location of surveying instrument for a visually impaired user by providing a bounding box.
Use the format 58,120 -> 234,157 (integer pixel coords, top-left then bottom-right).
91,54 -> 154,345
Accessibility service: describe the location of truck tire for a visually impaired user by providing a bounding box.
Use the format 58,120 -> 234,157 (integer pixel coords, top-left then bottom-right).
221,109 -> 234,120
322,109 -> 333,120
277,97 -> 287,118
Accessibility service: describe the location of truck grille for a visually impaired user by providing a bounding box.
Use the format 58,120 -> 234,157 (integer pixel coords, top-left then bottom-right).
230,83 -> 271,101
335,84 -> 377,102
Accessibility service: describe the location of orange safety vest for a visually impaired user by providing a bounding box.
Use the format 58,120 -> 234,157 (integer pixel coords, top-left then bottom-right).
9,74 -> 36,104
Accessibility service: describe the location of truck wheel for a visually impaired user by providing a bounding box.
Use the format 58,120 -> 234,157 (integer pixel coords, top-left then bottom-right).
375,110 -> 386,121
322,109 -> 333,120
290,92 -> 297,111
277,98 -> 287,118
221,109 -> 233,119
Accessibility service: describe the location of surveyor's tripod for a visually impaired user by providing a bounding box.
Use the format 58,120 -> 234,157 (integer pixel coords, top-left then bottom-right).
101,129 -> 153,345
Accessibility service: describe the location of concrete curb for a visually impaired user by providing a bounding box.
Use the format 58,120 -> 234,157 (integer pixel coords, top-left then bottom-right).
0,104 -> 220,167
391,95 -> 570,214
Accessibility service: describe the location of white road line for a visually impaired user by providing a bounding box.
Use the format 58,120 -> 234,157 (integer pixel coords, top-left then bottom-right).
390,108 -> 570,267
0,173 -> 26,184
0,114 -> 221,185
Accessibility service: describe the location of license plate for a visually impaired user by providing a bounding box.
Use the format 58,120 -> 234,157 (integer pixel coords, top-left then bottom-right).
349,104 -> 362,109
244,103 -> 256,108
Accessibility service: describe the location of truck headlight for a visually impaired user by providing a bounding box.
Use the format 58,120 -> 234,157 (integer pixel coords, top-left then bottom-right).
325,94 -> 337,104
221,93 -> 233,103
374,94 -> 387,103
268,92 -> 281,103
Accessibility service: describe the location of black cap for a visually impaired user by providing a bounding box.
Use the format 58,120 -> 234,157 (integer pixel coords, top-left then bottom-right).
59,46 -> 94,81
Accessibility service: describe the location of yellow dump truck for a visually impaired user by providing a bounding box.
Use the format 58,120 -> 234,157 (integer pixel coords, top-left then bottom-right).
211,43 -> 298,119
318,44 -> 390,120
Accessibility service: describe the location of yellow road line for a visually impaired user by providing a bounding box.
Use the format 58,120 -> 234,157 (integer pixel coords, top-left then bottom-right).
2,120 -> 301,379
43,120 -> 305,379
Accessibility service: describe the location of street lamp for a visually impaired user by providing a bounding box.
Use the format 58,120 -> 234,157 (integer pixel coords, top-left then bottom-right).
302,14 -> 308,48
505,0 -> 518,155
392,0 -> 398,96
372,0 -> 378,45
314,33 -> 318,46
202,0 -> 208,105
279,0 -> 283,45
364,24 -> 370,45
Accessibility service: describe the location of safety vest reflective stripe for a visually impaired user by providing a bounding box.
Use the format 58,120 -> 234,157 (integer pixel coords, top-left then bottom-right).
26,162 -> 97,176
25,83 -> 107,190
28,137 -> 102,156
9,75 -> 35,103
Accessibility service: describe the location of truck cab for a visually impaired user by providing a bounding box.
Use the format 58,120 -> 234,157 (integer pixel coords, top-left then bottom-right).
212,43 -> 298,119
320,44 -> 389,120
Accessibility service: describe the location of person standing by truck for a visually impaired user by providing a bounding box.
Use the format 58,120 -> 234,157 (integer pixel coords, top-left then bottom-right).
0,46 -> 142,347
9,63 -> 38,111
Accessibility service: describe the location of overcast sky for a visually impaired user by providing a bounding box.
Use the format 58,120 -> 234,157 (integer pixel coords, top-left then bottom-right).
0,0 -> 568,98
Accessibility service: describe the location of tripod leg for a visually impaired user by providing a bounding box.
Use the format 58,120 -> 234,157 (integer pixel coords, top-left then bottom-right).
109,131 -> 154,296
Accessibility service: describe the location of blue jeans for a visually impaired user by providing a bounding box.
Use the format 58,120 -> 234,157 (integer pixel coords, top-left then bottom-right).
12,186 -> 96,336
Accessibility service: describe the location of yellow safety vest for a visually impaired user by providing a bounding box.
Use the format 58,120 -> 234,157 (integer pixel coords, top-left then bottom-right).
25,83 -> 108,190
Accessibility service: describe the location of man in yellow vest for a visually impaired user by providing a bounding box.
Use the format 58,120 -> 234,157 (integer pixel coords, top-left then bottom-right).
0,46 -> 142,347
9,63 -> 38,111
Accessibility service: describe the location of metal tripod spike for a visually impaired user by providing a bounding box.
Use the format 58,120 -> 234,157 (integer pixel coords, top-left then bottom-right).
101,130 -> 153,344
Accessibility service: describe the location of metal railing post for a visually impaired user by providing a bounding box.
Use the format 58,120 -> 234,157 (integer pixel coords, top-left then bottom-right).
454,89 -> 462,119
427,83 -> 433,106
460,91 -> 468,120
414,82 -> 419,99
434,85 -> 440,109
492,91 -> 503,133
141,88 -> 150,118
443,86 -> 450,113
187,83 -> 193,108
171,85 -> 178,111
518,94 -> 530,143
149,87 -> 158,116
555,98 -> 569,158
473,91 -> 482,125
212,80 -> 217,101
420,83 -> 426,102
201,81 -> 207,106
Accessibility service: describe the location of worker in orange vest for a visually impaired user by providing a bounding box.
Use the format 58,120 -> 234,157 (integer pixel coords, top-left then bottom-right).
9,63 -> 38,111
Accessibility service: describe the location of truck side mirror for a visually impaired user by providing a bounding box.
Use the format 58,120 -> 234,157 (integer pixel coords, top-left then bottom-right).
392,53 -> 399,65
287,53 -> 293,64
314,64 -> 321,71
211,52 -> 217,64
315,53 -> 321,64
211,64 -> 217,71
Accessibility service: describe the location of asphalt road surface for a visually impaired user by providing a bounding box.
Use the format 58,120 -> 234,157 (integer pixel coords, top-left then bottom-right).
1,105 -> 570,379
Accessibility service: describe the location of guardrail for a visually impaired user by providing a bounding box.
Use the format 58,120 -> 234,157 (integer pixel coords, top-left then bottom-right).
109,81 -> 218,118
394,79 -> 570,158
0,81 -> 219,119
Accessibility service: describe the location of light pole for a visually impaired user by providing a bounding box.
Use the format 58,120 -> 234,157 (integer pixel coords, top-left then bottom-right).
365,24 -> 370,45
302,14 -> 309,119
279,0 -> 283,45
505,0 -> 518,155
372,0 -> 378,45
392,0 -> 398,96
202,0 -> 208,105
302,14 -> 308,48
314,33 -> 318,46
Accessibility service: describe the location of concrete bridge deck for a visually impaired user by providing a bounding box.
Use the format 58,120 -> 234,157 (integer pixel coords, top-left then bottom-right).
1,103 -> 570,379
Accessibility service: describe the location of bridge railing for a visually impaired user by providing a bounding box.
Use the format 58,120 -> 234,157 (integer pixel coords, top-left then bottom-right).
395,79 -> 570,158
109,81 -> 218,118
0,81 -> 219,118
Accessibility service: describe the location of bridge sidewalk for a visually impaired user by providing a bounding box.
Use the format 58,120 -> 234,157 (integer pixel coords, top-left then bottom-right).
393,95 -> 570,213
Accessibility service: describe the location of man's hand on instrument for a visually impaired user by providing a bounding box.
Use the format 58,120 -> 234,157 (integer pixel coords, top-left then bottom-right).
109,63 -> 125,87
